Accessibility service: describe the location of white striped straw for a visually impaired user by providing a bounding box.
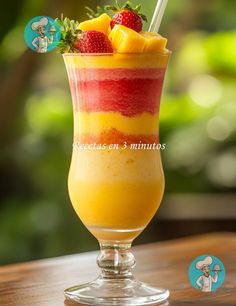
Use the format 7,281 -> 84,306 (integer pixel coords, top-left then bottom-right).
148,0 -> 169,33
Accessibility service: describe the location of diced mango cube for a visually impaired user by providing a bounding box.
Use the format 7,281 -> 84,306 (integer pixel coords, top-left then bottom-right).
109,25 -> 146,53
109,25 -> 168,54
142,32 -> 167,53
78,13 -> 111,36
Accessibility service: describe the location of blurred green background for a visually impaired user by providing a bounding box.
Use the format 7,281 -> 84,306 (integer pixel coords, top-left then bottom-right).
0,0 -> 236,265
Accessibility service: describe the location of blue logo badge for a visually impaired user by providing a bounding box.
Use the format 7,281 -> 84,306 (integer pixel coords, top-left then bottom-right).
188,255 -> 225,292
24,16 -> 61,53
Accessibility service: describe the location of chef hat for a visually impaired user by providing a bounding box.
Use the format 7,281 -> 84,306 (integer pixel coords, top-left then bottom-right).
196,256 -> 213,270
31,17 -> 48,31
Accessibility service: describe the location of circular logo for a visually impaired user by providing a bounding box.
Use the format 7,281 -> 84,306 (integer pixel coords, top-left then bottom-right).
188,255 -> 225,292
24,16 -> 61,53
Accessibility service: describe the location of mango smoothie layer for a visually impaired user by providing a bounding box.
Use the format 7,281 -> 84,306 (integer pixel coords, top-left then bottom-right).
69,149 -> 163,182
74,112 -> 159,136
64,52 -> 169,70
69,181 -> 163,233
74,111 -> 159,146
68,149 -> 164,235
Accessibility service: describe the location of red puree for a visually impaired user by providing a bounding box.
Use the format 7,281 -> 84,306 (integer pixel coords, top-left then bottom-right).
69,68 -> 165,116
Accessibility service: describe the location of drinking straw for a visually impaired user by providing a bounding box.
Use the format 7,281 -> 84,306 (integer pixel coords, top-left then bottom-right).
148,0 -> 168,33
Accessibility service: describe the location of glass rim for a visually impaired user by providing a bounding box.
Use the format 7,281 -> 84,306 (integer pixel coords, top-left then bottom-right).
62,50 -> 171,57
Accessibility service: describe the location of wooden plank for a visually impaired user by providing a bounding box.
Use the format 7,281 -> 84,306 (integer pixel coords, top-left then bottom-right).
0,233 -> 235,306
159,194 -> 236,219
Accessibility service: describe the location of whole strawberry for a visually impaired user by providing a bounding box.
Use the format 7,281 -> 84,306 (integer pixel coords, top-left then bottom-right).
111,10 -> 142,32
55,17 -> 113,53
105,1 -> 147,33
75,30 -> 113,53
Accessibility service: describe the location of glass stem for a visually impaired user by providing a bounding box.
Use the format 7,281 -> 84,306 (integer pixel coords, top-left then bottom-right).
97,242 -> 136,279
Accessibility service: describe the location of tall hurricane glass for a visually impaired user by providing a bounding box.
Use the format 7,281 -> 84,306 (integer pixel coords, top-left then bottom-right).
63,52 -> 170,305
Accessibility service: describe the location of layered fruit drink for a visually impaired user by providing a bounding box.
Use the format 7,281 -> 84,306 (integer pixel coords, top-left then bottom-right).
61,4 -> 169,242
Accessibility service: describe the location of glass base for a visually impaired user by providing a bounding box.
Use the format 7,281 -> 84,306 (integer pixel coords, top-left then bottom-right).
65,276 -> 169,305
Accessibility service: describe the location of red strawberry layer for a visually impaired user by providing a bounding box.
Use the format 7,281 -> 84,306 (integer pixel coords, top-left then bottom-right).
69,68 -> 165,116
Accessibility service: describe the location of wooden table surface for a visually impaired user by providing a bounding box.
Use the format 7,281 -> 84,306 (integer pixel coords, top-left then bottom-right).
0,232 -> 235,306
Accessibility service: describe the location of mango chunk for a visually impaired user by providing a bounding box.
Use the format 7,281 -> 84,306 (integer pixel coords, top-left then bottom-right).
142,32 -> 167,53
109,25 -> 168,53
78,13 -> 111,36
109,25 -> 146,53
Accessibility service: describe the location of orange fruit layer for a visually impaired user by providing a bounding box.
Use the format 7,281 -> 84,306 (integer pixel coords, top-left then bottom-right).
63,52 -> 170,69
75,129 -> 159,145
74,112 -> 159,136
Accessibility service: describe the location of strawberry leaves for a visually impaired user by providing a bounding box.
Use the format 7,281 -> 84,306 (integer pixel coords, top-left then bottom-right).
85,6 -> 106,19
105,1 -> 148,22
55,15 -> 81,53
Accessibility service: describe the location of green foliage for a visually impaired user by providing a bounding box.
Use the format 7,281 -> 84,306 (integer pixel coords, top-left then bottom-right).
0,0 -> 236,265
55,15 -> 81,53
205,31 -> 236,73
85,6 -> 106,19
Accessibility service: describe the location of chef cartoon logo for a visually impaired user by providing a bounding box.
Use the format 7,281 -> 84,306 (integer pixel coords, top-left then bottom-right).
24,16 -> 61,53
188,255 -> 225,292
